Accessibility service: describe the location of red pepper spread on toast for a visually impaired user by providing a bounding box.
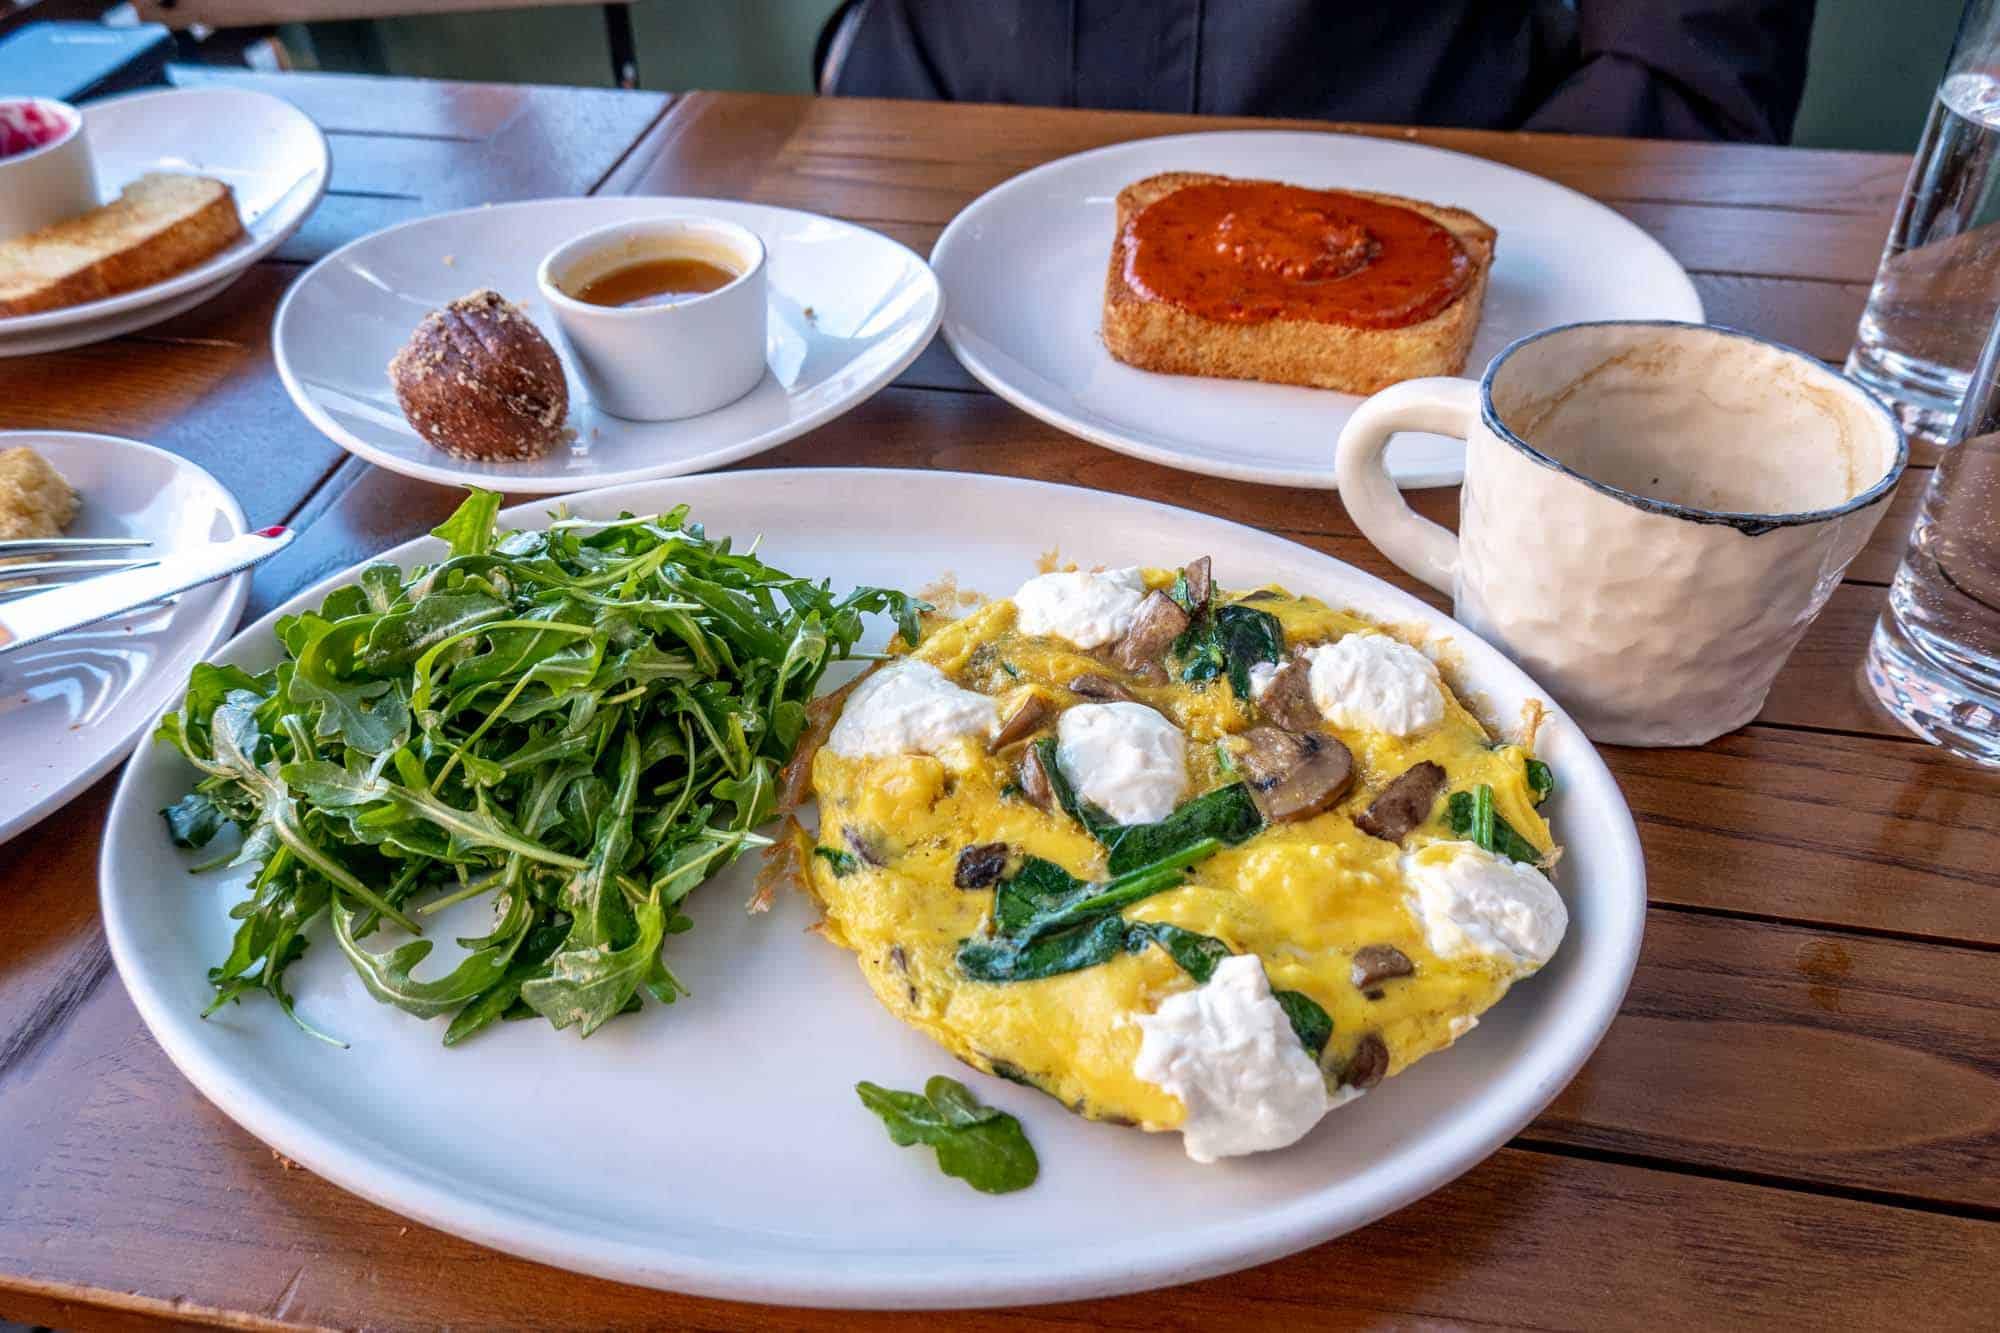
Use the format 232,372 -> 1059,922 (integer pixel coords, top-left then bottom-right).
1122,182 -> 1473,329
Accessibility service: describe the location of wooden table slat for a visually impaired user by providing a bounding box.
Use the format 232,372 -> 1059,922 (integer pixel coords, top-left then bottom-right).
0,971 -> 1995,1331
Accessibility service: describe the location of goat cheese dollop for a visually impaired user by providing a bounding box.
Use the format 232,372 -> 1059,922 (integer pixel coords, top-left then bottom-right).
1400,842 -> 1567,973
1056,701 -> 1188,825
1304,633 -> 1444,737
1012,567 -> 1150,649
1133,954 -> 1332,1163
826,660 -> 997,759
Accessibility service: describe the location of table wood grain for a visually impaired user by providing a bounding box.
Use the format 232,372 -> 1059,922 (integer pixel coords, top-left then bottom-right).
2,82 -> 1996,1331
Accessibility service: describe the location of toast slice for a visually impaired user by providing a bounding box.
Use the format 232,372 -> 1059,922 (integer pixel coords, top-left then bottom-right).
1102,172 -> 1495,394
0,172 -> 245,318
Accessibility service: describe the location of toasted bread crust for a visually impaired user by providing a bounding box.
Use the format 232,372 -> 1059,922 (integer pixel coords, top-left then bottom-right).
1102,172 -> 1495,394
0,173 -> 245,318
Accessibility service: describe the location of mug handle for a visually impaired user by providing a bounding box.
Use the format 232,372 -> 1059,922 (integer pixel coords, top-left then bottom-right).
1333,377 -> 1481,595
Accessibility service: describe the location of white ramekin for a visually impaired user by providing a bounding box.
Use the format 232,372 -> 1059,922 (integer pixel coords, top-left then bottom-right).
0,98 -> 98,244
536,217 -> 769,421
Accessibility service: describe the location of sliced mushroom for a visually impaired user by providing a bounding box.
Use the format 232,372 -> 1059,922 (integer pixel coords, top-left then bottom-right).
1182,555 -> 1212,612
1068,672 -> 1136,703
1111,590 -> 1191,673
955,842 -> 1009,889
1019,745 -> 1055,811
1350,944 -> 1415,990
842,824 -> 887,867
1354,761 -> 1447,843
1257,656 -> 1322,731
1344,1032 -> 1389,1089
1235,725 -> 1354,822
992,691 -> 1054,748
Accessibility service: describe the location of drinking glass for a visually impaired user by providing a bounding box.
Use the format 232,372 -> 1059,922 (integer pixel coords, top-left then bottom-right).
1866,304 -> 2000,765
1846,0 -> 2000,445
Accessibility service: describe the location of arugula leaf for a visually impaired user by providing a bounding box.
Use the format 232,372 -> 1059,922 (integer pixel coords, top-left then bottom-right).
430,488 -> 503,558
855,1076 -> 1039,1194
154,489 -> 923,1044
520,888 -> 668,1037
162,792 -> 228,849
330,898 -> 512,1020
1446,787 -> 1544,864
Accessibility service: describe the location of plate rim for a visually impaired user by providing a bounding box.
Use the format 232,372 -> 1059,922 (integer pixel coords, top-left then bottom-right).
0,86 -> 331,335
100,466 -> 1645,1307
930,128 -> 1705,490
269,196 -> 945,494
0,429 -> 249,844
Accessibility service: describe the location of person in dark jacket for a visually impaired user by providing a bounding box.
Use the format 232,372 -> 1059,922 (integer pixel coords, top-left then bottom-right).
820,0 -> 1817,143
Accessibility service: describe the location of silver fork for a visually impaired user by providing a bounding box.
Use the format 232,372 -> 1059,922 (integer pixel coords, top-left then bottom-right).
0,536 -> 154,602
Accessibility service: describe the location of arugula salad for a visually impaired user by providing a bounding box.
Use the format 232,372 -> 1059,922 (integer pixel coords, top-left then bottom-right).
156,489 -> 925,1046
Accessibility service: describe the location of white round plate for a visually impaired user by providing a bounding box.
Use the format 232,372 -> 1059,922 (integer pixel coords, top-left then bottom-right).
0,431 -> 248,844
0,87 -> 329,355
932,131 -> 1704,489
102,469 -> 1644,1307
272,199 -> 944,493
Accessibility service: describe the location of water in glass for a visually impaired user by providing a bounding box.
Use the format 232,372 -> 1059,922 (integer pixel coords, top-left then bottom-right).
1847,69 -> 2000,444
1868,307 -> 2000,765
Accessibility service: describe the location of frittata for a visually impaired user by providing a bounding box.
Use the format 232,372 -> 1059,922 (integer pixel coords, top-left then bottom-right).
804,559 -> 1566,1162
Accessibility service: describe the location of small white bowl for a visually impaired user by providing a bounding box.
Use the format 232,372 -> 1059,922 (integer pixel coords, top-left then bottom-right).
537,217 -> 768,422
0,98 -> 98,244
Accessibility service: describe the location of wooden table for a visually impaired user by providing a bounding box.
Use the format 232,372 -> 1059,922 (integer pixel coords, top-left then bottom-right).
3,72 -> 1997,1331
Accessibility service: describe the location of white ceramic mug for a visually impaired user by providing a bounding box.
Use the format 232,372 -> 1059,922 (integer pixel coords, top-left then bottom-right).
1335,321 -> 1906,746
0,98 -> 97,244
537,217 -> 768,421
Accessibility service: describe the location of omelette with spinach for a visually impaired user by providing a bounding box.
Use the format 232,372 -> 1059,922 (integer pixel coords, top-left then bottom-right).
804,559 -> 1567,1163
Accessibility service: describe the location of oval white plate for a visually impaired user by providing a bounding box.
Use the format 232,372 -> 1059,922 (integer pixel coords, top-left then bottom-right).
102,469 -> 1644,1307
0,87 -> 329,354
0,431 -> 248,844
932,130 -> 1703,489
272,198 -> 943,493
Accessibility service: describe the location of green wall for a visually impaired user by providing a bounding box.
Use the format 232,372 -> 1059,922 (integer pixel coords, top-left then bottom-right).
299,0 -> 1975,154
298,0 -> 839,93
1794,0 -> 1965,151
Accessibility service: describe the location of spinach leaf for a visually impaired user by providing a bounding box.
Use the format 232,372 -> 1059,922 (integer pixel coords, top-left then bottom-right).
1525,758 -> 1554,802
154,486 -> 928,1044
957,913 -> 1130,983
813,846 -> 860,877
1175,602 -> 1284,698
1123,924 -> 1331,1057
1125,921 -> 1232,983
957,840 -> 1222,983
1446,786 -> 1544,864
855,1075 -> 1039,1194
1272,989 -> 1334,1059
1032,735 -> 1264,873
1099,783 -> 1262,875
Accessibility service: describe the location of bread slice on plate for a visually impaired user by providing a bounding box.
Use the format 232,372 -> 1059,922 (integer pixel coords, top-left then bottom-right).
1102,171 -> 1495,395
0,172 -> 245,318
